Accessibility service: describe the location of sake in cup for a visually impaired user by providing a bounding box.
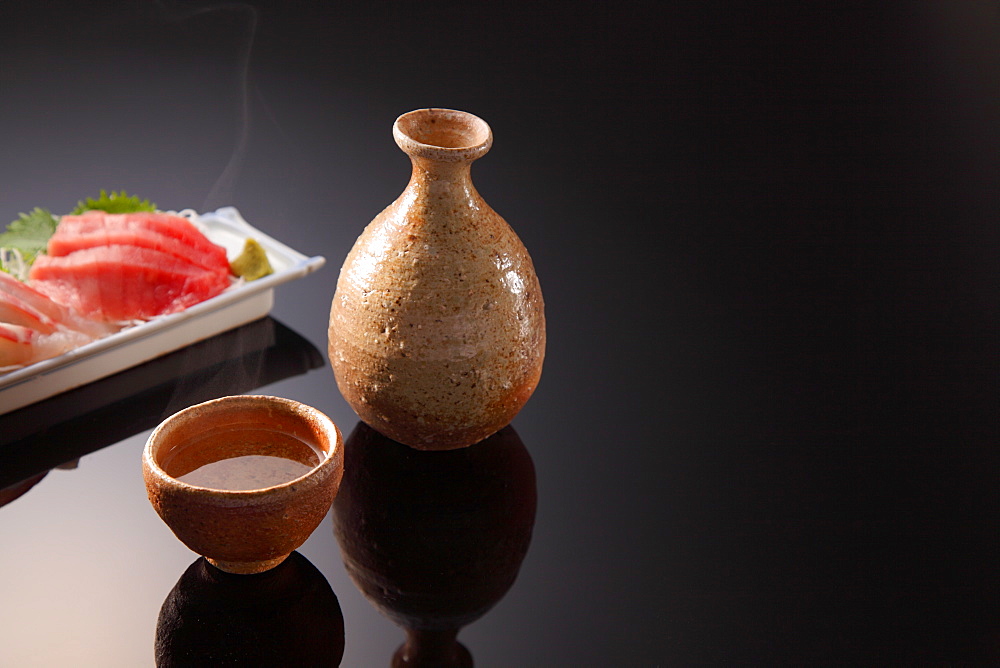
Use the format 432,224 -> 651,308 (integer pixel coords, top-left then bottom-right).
143,395 -> 344,574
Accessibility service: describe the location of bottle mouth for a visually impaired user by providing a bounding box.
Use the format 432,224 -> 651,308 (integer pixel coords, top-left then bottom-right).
393,108 -> 493,162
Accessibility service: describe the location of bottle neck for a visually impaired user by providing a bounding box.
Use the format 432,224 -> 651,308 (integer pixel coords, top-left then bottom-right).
404,157 -> 481,206
393,628 -> 471,668
408,156 -> 473,183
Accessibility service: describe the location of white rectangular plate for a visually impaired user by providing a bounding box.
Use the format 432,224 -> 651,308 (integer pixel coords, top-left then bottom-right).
0,207 -> 325,415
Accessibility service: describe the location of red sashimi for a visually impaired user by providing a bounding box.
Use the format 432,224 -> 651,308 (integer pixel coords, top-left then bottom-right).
47,226 -> 229,274
29,245 -> 231,322
56,211 -> 229,268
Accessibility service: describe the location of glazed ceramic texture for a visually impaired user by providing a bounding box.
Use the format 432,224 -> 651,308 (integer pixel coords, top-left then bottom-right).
143,395 -> 344,574
329,108 -> 545,450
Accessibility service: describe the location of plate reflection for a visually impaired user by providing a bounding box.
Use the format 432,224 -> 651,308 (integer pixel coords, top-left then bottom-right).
333,422 -> 537,667
0,470 -> 48,509
0,316 -> 323,491
156,551 -> 344,667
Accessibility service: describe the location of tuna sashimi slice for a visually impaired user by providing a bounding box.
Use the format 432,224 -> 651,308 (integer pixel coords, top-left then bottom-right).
29,245 -> 232,322
56,211 -> 230,267
47,225 -> 230,274
0,271 -> 114,337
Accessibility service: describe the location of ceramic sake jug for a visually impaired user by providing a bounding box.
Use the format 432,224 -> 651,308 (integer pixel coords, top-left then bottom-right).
328,108 -> 545,450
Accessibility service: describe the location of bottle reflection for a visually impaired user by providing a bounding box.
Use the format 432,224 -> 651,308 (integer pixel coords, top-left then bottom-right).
333,422 -> 537,667
155,551 -> 344,667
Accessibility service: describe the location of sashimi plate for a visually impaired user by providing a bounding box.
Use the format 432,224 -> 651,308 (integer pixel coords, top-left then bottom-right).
0,207 -> 325,416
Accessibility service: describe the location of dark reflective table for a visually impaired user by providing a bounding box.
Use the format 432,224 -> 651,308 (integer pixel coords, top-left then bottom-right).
1,2 -> 998,665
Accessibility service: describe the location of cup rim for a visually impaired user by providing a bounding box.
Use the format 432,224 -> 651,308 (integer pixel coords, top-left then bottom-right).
143,394 -> 342,497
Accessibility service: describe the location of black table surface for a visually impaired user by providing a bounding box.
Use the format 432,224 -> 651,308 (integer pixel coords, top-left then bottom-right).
0,2 -> 997,665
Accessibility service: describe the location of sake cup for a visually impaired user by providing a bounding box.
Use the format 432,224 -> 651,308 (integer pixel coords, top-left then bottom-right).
143,395 -> 344,574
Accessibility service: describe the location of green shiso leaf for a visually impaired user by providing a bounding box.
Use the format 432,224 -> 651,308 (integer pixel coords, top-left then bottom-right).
71,189 -> 156,215
0,208 -> 59,263
0,190 -> 157,279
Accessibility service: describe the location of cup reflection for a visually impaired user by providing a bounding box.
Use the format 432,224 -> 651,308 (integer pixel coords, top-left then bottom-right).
333,422 -> 537,667
155,551 -> 344,667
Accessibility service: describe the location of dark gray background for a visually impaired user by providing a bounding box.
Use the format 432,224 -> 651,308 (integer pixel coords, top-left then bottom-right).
0,1 -> 997,665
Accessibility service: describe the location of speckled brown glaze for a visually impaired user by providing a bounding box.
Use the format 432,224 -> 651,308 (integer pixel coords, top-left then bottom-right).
329,108 -> 545,450
142,395 -> 344,574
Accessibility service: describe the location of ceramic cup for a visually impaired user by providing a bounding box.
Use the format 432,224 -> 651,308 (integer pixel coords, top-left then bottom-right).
143,395 -> 344,574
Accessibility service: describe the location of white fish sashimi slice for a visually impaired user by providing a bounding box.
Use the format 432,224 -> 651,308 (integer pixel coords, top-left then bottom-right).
0,322 -> 94,370
0,323 -> 35,367
0,271 -> 116,338
0,290 -> 60,334
31,328 -> 97,363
